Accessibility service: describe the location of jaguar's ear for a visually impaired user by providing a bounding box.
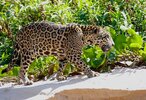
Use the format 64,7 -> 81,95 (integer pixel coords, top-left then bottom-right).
94,27 -> 100,34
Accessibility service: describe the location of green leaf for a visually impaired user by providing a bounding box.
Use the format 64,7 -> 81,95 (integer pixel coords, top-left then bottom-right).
127,32 -> 143,50
82,45 -> 106,69
129,43 -> 142,50
107,48 -> 117,62
114,34 -> 127,52
144,43 -> 146,52
92,54 -> 106,68
108,27 -> 116,39
12,67 -> 20,76
127,28 -> 136,35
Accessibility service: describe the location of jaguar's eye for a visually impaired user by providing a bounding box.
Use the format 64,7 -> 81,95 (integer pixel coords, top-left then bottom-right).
106,35 -> 109,38
103,34 -> 109,38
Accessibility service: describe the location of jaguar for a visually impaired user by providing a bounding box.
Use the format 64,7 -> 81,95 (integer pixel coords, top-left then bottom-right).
2,22 -> 114,85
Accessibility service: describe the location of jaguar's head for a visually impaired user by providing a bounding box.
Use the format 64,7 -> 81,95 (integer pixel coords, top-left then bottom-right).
82,26 -> 114,52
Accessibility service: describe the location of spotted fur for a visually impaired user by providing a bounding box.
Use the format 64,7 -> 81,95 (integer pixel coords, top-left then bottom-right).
2,22 -> 114,85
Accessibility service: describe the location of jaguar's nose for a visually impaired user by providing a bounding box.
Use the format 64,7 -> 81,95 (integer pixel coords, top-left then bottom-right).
101,45 -> 110,52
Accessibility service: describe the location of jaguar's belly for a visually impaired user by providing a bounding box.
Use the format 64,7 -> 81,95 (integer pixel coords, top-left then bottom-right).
49,47 -> 67,60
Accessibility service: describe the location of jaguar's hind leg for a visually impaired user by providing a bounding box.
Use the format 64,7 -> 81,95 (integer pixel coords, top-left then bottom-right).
56,59 -> 68,81
18,52 -> 34,85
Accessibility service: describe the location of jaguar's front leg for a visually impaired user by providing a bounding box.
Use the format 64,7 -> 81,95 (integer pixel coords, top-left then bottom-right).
69,52 -> 99,78
56,59 -> 68,81
83,66 -> 99,78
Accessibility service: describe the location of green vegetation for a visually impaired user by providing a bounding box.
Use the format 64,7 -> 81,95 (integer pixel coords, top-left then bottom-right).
0,0 -> 146,79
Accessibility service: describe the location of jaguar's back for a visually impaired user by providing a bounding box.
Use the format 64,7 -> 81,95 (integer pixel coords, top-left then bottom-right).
16,22 -> 70,60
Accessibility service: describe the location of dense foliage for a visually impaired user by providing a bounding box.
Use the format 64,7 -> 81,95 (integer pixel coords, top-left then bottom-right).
0,0 -> 146,79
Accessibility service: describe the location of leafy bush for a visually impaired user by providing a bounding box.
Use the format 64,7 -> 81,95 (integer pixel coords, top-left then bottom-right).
29,56 -> 59,80
0,0 -> 146,78
82,45 -> 106,69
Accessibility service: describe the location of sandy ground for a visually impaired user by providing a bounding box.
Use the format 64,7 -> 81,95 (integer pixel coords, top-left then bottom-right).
49,89 -> 146,100
0,67 -> 146,100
